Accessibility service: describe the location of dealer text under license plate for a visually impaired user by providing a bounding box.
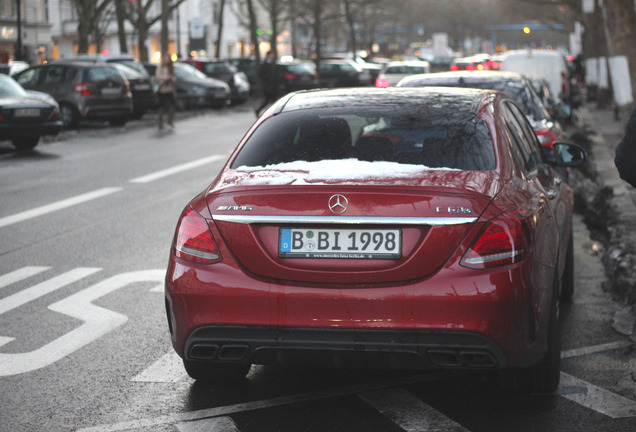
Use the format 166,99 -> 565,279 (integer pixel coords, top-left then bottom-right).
279,228 -> 402,259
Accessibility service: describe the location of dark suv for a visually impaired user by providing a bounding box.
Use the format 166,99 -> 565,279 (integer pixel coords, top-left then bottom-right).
13,62 -> 133,128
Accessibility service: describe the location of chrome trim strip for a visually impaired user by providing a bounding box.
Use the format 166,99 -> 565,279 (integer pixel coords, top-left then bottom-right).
211,215 -> 477,226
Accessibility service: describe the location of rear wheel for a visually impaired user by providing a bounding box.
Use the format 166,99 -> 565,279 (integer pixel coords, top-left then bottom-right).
60,104 -> 79,128
11,136 -> 40,151
183,360 -> 251,383
500,274 -> 561,393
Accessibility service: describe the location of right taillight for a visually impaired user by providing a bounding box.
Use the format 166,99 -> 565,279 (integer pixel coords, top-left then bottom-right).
74,82 -> 90,96
460,212 -> 531,269
172,207 -> 222,264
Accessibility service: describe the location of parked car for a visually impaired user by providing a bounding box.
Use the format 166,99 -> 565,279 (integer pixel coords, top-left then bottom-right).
397,71 -> 565,152
275,62 -> 320,95
0,74 -> 62,151
165,87 -> 586,393
318,59 -> 371,88
501,50 -> 571,106
375,60 -> 431,87
58,54 -> 150,77
450,55 -> 490,71
144,62 -> 230,110
13,62 -> 133,128
0,61 -> 30,76
109,63 -> 156,119
321,53 -> 383,81
182,58 -> 250,104
227,57 -> 259,94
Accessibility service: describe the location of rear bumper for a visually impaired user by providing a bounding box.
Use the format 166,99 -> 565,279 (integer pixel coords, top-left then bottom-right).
182,325 -> 507,370
0,121 -> 62,138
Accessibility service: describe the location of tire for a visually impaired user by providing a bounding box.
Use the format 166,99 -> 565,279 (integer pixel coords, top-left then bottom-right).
561,233 -> 574,302
183,360 -> 250,383
11,136 -> 40,151
500,273 -> 561,393
109,116 -> 128,127
60,104 -> 79,128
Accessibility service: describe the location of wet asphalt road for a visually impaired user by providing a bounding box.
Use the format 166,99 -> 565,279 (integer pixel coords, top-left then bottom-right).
0,106 -> 634,432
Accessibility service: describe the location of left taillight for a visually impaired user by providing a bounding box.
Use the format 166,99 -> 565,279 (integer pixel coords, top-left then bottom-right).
172,207 -> 222,264
375,78 -> 390,87
460,212 -> 531,269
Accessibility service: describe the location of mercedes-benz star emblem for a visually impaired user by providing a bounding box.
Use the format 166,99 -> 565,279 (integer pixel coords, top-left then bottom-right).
328,194 -> 348,214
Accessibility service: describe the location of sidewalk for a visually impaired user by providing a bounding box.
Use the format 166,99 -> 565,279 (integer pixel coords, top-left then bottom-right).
574,104 -> 636,305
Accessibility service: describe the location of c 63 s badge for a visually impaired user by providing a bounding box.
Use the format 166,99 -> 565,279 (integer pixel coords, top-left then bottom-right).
436,206 -> 473,215
216,205 -> 253,211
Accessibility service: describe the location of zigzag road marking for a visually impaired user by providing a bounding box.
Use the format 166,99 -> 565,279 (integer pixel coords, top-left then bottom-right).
0,266 -> 50,290
0,269 -> 164,376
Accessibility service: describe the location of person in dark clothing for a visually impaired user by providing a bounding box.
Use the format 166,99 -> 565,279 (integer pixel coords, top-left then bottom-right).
615,106 -> 636,187
255,51 -> 278,117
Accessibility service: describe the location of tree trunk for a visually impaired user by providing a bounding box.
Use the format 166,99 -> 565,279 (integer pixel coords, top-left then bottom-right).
115,0 -> 128,53
77,19 -> 91,54
246,0 -> 260,63
215,0 -> 226,58
343,0 -> 357,55
312,0 -> 322,69
138,20 -> 150,62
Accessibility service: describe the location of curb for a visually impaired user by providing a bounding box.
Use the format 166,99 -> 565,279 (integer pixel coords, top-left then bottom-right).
572,105 -> 636,306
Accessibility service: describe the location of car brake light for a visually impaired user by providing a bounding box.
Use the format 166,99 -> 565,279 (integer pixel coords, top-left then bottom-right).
466,65 -> 475,71
74,82 -> 90,96
375,78 -> 390,87
284,73 -> 298,81
561,72 -> 568,92
125,80 -> 131,97
172,208 -> 222,264
460,212 -> 530,269
450,65 -> 459,71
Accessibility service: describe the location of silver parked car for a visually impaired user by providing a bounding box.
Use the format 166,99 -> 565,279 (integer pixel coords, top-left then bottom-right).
13,62 -> 133,128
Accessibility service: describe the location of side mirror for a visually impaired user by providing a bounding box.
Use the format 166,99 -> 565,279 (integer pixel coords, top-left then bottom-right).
551,142 -> 587,167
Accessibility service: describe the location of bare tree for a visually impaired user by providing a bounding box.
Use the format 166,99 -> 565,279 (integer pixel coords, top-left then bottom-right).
114,0 -> 128,53
125,0 -> 188,62
215,0 -> 227,58
70,0 -> 113,54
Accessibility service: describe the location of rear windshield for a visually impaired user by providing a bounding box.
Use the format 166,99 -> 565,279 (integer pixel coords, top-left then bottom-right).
385,66 -> 427,74
0,75 -> 27,97
204,62 -> 234,74
231,107 -> 495,171
281,64 -> 315,75
87,67 -> 123,83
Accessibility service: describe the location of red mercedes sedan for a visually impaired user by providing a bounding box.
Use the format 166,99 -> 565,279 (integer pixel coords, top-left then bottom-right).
165,87 -> 586,392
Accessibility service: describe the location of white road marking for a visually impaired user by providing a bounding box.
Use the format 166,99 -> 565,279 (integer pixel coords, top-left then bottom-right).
359,387 -> 469,432
559,372 -> 636,418
129,155 -> 226,184
0,267 -> 101,315
0,266 -> 50,290
561,341 -> 632,359
0,269 -> 164,376
132,352 -> 187,383
77,373 -> 441,432
0,187 -> 122,229
177,417 -> 240,432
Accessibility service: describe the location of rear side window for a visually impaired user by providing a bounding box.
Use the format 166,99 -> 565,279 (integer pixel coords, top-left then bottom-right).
232,107 -> 495,171
86,67 -> 123,83
15,68 -> 41,87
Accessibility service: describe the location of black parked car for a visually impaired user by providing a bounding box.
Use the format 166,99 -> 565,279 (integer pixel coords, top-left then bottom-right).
318,59 -> 372,88
144,63 -> 230,110
275,62 -> 320,95
109,63 -> 156,119
13,62 -> 133,128
0,74 -> 62,151
182,58 -> 250,104
59,54 -> 149,77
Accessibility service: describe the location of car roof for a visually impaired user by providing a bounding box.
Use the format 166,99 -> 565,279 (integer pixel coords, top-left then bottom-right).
398,70 -> 527,85
275,87 -> 490,114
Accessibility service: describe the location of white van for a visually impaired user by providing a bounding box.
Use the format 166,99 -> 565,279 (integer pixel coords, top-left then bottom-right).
501,50 -> 570,103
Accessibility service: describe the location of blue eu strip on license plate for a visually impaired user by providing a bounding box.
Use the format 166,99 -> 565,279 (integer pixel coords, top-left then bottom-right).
279,228 -> 402,259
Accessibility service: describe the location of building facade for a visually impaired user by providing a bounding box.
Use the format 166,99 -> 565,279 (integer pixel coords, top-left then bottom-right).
0,0 -> 52,64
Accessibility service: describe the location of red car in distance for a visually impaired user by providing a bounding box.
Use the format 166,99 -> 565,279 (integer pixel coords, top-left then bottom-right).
165,87 -> 586,393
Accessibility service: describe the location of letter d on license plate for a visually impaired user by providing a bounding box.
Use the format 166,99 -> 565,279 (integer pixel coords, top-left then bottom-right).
279,228 -> 401,259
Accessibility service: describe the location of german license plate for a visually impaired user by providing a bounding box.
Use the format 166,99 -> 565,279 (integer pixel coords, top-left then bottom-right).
14,108 -> 39,117
279,228 -> 401,259
134,83 -> 150,91
101,87 -> 121,97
